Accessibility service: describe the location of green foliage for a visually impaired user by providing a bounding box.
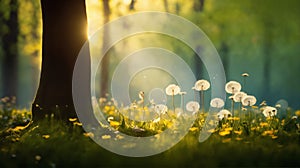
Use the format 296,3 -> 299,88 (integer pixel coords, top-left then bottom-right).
0,100 -> 300,167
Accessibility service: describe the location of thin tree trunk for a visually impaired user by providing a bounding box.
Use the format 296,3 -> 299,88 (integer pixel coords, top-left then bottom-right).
2,0 -> 19,98
100,0 -> 111,97
220,41 -> 229,79
32,0 -> 88,121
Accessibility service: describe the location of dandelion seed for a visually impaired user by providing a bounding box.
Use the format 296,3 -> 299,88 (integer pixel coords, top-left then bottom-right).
210,98 -> 225,108
233,92 -> 247,103
166,84 -> 180,112
194,80 -> 210,113
155,104 -> 168,115
225,81 -> 242,94
194,79 -> 210,91
262,106 -> 277,117
165,84 -> 181,96
242,95 -> 257,106
186,101 -> 200,113
217,109 -> 232,120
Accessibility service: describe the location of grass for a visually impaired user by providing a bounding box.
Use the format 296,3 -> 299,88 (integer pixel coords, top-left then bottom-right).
0,97 -> 300,167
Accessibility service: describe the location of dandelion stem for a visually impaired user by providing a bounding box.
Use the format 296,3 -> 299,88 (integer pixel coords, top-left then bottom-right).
172,92 -> 175,113
201,90 -> 204,113
181,94 -> 185,113
231,99 -> 235,117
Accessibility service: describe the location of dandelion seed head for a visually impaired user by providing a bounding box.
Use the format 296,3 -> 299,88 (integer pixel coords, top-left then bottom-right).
186,101 -> 200,112
262,106 -> 277,117
210,98 -> 225,108
194,79 -> 210,91
155,104 -> 168,115
217,109 -> 232,120
225,81 -> 242,94
242,95 -> 257,106
233,91 -> 247,102
165,84 -> 181,96
242,73 -> 249,77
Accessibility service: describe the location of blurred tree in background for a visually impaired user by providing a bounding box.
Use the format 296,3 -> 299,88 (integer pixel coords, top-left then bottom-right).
0,0 -> 299,112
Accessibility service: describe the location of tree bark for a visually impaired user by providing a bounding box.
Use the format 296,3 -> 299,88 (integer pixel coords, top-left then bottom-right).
1,0 -> 19,98
32,0 -> 88,121
100,0 -> 111,97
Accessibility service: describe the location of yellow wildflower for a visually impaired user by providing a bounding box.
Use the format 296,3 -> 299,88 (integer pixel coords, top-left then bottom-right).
189,127 -> 199,132
234,130 -> 242,135
219,130 -> 230,136
42,135 -> 50,139
102,135 -> 111,139
222,138 -> 231,143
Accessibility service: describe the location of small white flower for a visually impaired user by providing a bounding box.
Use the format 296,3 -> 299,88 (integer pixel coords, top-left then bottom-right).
165,84 -> 181,96
194,79 -> 210,91
186,101 -> 200,112
217,109 -> 232,120
262,106 -> 277,117
242,95 -> 257,106
210,98 -> 225,108
233,91 -> 247,102
291,116 -> 297,120
155,104 -> 168,115
225,81 -> 242,94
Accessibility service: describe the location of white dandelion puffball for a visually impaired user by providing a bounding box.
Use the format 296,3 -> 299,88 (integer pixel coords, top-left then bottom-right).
225,81 -> 242,94
155,104 -> 168,115
186,101 -> 200,112
210,98 -> 225,108
217,109 -> 232,120
242,95 -> 257,106
233,91 -> 247,102
165,84 -> 181,96
194,79 -> 210,91
262,106 -> 277,117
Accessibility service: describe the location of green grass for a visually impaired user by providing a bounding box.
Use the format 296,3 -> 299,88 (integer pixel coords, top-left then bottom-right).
0,97 -> 300,167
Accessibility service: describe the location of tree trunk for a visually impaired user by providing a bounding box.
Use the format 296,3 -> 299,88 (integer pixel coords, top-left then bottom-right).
1,0 -> 19,98
220,41 -> 229,79
32,0 -> 88,121
100,0 -> 111,97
